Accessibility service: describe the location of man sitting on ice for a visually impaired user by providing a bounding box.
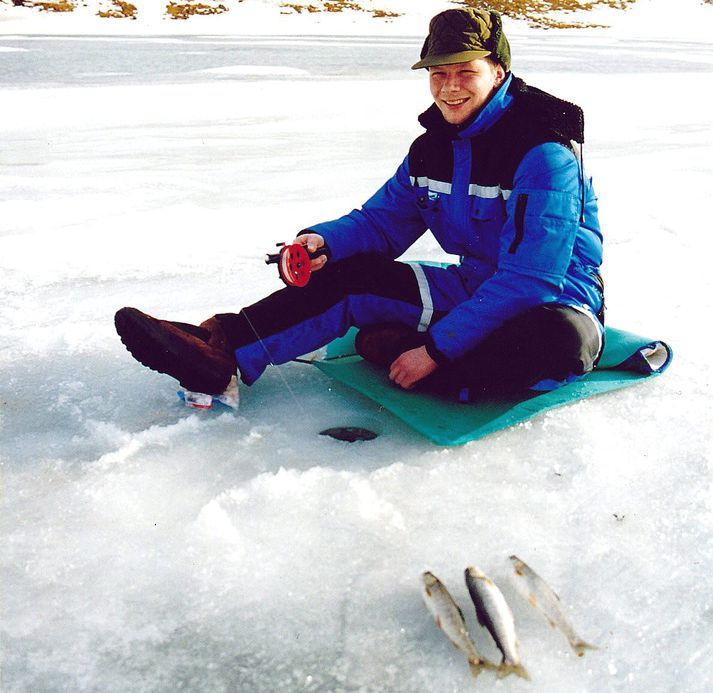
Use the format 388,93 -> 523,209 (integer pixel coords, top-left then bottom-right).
115,7 -> 605,404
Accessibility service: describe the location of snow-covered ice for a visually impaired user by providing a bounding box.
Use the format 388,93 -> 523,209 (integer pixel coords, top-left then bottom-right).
2,2 -> 713,691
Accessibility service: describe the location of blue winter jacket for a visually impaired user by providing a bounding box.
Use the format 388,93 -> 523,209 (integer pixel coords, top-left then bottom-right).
310,74 -> 604,363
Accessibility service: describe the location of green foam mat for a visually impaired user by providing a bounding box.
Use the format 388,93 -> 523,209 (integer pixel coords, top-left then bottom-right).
310,326 -> 672,446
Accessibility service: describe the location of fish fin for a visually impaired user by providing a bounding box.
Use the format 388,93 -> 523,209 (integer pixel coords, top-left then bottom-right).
496,662 -> 531,681
481,658 -> 500,673
572,639 -> 598,657
510,555 -> 525,576
467,656 -> 484,680
468,655 -> 498,680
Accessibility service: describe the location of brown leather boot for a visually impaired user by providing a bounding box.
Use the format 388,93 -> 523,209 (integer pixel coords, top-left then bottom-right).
115,307 -> 236,394
199,316 -> 231,353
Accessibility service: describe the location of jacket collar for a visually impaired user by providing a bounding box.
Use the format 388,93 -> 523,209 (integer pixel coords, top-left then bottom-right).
418,73 -> 514,139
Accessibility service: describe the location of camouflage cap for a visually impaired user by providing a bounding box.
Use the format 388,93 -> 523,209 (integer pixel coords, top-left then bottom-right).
412,8 -> 511,71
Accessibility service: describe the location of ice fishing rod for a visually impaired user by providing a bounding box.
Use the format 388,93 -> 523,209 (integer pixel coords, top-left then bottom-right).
265,242 -> 328,288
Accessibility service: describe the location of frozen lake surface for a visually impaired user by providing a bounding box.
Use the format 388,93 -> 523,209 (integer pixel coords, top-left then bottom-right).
2,27 -> 713,692
3,33 -> 713,89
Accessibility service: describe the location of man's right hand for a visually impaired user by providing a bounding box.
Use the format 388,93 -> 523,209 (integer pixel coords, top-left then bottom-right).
293,233 -> 328,272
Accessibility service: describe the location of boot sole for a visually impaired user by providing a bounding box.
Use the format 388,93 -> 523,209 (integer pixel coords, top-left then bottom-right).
115,307 -> 233,394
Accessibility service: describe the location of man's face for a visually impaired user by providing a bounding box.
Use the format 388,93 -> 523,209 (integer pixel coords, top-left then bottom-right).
429,58 -> 505,125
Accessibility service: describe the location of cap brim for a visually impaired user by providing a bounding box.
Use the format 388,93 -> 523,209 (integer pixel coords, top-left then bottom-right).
411,49 -> 492,70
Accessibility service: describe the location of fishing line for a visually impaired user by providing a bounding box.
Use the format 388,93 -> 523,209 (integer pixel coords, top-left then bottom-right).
237,253 -> 380,439
240,306 -> 308,415
242,310 -> 380,440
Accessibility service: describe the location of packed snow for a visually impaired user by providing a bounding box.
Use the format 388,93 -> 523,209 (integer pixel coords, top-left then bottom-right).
2,1 -> 713,691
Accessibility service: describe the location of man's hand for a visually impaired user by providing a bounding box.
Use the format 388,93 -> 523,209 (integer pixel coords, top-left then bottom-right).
293,233 -> 328,272
389,346 -> 438,390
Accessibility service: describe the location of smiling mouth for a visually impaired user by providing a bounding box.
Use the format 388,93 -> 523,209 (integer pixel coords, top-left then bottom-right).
443,98 -> 469,106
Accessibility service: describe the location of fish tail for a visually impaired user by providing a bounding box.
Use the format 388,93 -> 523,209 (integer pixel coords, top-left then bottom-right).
467,656 -> 484,680
496,662 -> 531,681
572,638 -> 598,657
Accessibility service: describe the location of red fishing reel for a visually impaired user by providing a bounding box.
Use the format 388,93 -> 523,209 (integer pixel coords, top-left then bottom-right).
265,242 -> 327,288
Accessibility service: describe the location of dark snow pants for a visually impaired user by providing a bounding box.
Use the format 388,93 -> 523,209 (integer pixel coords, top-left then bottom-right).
215,254 -> 603,396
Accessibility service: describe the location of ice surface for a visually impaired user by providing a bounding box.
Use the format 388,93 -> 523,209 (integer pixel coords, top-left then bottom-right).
2,5 -> 713,692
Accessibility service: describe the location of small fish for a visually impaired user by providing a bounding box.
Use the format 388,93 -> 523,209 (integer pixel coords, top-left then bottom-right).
509,555 -> 597,657
464,566 -> 530,680
420,571 -> 492,679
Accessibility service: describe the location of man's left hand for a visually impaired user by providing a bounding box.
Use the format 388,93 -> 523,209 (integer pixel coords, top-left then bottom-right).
293,233 -> 328,272
389,346 -> 438,390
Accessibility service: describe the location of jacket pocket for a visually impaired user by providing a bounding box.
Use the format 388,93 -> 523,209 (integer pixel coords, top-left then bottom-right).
469,194 -> 506,258
501,189 -> 579,280
471,193 -> 506,222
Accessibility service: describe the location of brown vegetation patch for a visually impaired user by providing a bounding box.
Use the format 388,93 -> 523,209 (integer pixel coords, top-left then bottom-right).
280,2 -> 319,12
280,0 -> 400,18
30,0 -> 75,11
457,0 -> 637,29
166,1 -> 228,19
97,0 -> 137,18
372,8 -> 399,18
